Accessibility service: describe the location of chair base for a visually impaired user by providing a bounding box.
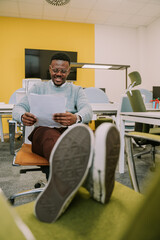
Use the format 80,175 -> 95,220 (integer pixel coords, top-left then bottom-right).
9,166 -> 49,205
10,143 -> 50,205
133,149 -> 150,158
9,187 -> 44,205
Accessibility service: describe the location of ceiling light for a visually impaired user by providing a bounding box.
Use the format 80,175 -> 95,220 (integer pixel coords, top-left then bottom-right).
82,64 -> 111,69
45,0 -> 70,6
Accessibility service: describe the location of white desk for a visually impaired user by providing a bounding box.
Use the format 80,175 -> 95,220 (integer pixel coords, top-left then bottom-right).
119,111 -> 160,174
0,102 -> 118,142
0,104 -> 14,142
90,103 -> 118,116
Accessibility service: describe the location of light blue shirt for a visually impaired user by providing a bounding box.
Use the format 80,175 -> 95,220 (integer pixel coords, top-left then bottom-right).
12,80 -> 93,124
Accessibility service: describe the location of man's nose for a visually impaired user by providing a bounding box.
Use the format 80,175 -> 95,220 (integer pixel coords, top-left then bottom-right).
55,73 -> 62,77
56,70 -> 62,75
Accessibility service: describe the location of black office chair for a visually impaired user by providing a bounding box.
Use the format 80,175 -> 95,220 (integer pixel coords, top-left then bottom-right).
8,121 -> 49,205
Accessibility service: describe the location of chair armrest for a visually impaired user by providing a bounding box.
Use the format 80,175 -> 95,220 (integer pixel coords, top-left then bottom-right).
9,120 -> 16,155
9,120 -> 25,155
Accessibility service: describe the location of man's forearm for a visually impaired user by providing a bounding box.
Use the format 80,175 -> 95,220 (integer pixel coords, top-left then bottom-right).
12,105 -> 27,122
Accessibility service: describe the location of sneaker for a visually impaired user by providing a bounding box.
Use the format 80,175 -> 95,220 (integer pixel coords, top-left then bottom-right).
34,124 -> 94,223
84,123 -> 120,204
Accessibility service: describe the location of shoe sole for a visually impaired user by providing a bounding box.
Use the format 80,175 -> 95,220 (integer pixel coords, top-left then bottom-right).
93,123 -> 120,203
34,124 -> 94,223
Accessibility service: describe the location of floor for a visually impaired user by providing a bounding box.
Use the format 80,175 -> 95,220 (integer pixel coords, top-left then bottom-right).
0,136 -> 158,207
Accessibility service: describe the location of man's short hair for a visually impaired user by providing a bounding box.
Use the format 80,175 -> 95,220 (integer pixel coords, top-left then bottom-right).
50,52 -> 70,65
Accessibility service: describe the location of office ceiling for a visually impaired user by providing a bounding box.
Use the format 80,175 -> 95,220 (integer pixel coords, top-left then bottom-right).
0,0 -> 160,28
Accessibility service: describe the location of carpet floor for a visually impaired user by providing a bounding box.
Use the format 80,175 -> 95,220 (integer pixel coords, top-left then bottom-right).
0,137 -> 158,206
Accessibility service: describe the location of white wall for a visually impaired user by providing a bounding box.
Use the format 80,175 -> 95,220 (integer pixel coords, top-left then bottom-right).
147,18 -> 160,90
95,25 -> 138,102
95,18 -> 160,103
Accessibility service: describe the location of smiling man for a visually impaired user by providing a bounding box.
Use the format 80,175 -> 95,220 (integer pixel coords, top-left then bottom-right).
12,52 -> 93,160
12,52 -> 120,223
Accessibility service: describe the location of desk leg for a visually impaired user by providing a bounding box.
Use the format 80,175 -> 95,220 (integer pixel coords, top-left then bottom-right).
9,120 -> 15,155
0,116 -> 4,142
125,136 -> 140,192
118,117 -> 125,173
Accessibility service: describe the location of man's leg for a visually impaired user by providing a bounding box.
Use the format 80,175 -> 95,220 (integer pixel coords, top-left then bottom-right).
34,123 -> 120,222
35,124 -> 94,223
29,127 -> 67,161
84,122 -> 120,204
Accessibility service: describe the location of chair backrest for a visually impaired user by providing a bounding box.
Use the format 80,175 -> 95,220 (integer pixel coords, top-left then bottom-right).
139,88 -> 152,103
116,94 -> 134,131
16,90 -> 26,103
128,71 -> 152,104
126,89 -> 150,143
84,87 -> 109,103
9,88 -> 25,104
9,79 -> 42,104
119,94 -> 133,112
126,90 -> 146,112
127,71 -> 151,134
128,71 -> 142,86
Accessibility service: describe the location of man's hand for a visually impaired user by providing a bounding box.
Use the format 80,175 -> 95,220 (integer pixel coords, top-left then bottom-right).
21,112 -> 37,126
53,112 -> 77,126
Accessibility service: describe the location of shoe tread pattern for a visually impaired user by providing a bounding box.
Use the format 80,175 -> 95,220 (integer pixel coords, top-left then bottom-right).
35,126 -> 92,223
104,127 -> 120,203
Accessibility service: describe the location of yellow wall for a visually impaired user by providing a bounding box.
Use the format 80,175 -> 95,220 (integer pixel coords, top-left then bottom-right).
0,17 -> 95,133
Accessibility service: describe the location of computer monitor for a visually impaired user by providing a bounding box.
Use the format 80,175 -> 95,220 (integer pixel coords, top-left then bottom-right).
25,49 -> 77,81
153,86 -> 160,99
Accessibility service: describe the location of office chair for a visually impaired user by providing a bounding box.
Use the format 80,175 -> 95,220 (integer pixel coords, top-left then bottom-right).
124,71 -> 160,191
128,71 -> 141,86
125,130 -> 160,192
116,94 -> 135,132
9,88 -> 25,105
126,89 -> 160,159
127,71 -> 160,155
128,72 -> 152,102
84,87 -> 109,103
8,122 -> 49,205
84,87 -> 114,130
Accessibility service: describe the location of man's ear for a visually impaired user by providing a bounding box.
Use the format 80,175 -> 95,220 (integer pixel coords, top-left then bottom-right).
49,65 -> 52,75
67,67 -> 71,76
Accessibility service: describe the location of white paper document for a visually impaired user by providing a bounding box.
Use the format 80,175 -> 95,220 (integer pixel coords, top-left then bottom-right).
28,93 -> 66,127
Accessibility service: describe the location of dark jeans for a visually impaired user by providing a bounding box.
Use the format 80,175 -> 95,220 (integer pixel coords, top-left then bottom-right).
28,126 -> 68,161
